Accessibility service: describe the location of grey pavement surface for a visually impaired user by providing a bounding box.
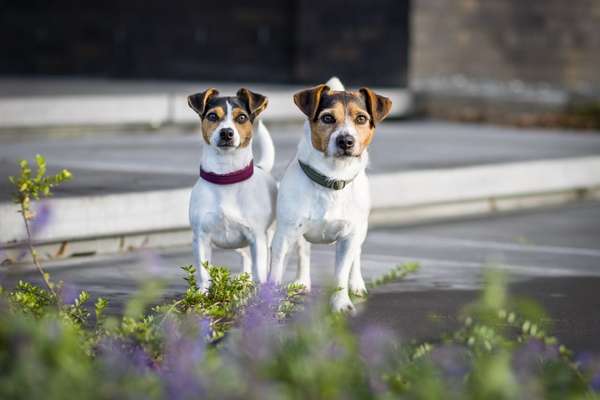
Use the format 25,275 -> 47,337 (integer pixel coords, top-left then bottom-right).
1,120 -> 600,201
2,200 -> 600,351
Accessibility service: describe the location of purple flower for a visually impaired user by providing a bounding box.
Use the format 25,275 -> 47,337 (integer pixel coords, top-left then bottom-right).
138,249 -> 164,277
59,283 -> 79,305
17,202 -> 52,261
591,372 -> 600,392
237,283 -> 282,361
359,325 -> 397,366
98,338 -> 155,375
30,202 -> 51,237
429,345 -> 470,379
513,339 -> 559,380
160,317 -> 208,399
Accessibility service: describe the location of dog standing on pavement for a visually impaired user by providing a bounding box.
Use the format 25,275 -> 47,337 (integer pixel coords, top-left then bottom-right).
187,88 -> 276,291
268,78 -> 392,312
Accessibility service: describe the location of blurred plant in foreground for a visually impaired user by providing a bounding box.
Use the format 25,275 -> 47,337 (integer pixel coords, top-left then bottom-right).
2,156 -> 599,399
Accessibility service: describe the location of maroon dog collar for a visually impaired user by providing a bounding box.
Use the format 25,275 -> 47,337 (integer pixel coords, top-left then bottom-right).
200,160 -> 254,185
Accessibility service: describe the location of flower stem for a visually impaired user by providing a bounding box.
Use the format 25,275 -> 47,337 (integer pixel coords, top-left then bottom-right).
20,203 -> 56,297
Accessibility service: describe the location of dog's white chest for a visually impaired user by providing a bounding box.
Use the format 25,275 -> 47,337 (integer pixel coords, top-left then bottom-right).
189,171 -> 275,249
301,184 -> 366,243
303,218 -> 351,244
200,211 -> 249,249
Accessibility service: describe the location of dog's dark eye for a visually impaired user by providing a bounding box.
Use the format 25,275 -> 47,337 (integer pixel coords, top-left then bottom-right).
355,115 -> 368,125
236,114 -> 248,123
206,112 -> 218,122
320,114 -> 335,124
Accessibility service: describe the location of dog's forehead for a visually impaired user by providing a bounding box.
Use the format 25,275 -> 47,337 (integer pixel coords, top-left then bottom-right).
205,96 -> 248,113
318,91 -> 367,113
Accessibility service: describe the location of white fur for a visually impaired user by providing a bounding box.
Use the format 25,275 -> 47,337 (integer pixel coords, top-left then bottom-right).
190,102 -> 277,290
270,112 -> 371,313
326,76 -> 345,91
253,120 -> 275,172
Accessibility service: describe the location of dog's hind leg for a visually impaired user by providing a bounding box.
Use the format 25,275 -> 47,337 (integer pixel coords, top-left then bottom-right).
250,233 -> 269,284
269,223 -> 302,284
235,248 -> 252,277
192,233 -> 212,293
292,237 -> 311,292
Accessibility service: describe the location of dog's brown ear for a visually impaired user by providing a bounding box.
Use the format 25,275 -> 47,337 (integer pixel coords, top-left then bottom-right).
237,88 -> 268,120
293,84 -> 329,121
359,87 -> 392,126
188,88 -> 219,117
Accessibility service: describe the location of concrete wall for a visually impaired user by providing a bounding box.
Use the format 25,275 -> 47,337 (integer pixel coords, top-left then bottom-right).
410,0 -> 600,127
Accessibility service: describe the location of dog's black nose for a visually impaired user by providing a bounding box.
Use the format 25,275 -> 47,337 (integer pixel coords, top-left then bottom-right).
220,128 -> 234,140
336,134 -> 355,150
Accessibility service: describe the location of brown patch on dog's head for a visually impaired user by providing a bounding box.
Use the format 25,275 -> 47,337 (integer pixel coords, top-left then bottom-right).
237,88 -> 268,121
200,103 -> 226,144
293,85 -> 392,156
358,87 -> 393,126
188,88 -> 268,148
188,88 -> 219,117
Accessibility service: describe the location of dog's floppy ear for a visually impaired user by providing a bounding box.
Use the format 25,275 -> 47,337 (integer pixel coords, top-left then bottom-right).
188,88 -> 219,117
237,88 -> 268,120
293,84 -> 329,121
359,87 -> 392,126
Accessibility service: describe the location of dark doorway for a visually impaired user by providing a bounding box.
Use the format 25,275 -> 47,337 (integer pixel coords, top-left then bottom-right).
0,0 -> 409,87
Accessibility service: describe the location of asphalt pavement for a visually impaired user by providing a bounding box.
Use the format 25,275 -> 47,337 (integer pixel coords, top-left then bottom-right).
2,200 -> 599,352
2,120 -> 600,201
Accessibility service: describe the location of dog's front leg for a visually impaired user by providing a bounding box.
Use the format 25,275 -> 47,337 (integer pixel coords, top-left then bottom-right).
269,224 -> 301,284
293,237 -> 311,291
249,233 -> 268,283
331,236 -> 360,313
349,247 -> 367,297
192,233 -> 212,292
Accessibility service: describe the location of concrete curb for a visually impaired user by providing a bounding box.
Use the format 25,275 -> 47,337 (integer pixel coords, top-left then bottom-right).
0,86 -> 412,129
2,156 -> 599,261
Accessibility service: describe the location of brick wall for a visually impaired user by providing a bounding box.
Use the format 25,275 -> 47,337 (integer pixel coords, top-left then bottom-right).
411,0 -> 600,91
410,0 -> 600,126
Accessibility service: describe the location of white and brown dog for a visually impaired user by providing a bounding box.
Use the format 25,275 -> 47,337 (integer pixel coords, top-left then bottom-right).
188,88 -> 276,291
268,78 -> 392,312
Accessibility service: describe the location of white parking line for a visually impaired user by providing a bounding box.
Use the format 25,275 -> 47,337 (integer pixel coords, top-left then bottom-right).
309,249 -> 599,277
367,233 -> 600,257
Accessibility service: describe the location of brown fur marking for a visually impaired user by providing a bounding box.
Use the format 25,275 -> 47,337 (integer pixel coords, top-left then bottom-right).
232,107 -> 253,148
294,85 -> 392,156
200,106 -> 225,144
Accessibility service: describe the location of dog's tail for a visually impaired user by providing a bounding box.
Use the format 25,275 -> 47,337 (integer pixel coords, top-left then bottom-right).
253,119 -> 275,172
326,76 -> 345,91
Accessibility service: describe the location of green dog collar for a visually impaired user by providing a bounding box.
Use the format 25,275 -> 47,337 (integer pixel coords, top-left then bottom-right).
298,160 -> 355,191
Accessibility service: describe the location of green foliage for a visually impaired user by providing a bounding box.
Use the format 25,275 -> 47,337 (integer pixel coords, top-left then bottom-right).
2,156 -> 599,399
368,262 -> 420,289
2,262 -> 599,399
159,264 -> 256,340
8,280 -> 56,318
8,155 -> 72,296
9,154 -> 72,219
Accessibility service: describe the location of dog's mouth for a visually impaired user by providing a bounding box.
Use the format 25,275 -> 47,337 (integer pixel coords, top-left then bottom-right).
217,140 -> 236,148
333,149 -> 359,158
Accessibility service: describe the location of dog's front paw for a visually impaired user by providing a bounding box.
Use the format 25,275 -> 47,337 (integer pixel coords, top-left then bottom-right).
291,278 -> 311,293
198,280 -> 211,294
330,290 -> 356,315
349,278 -> 368,297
